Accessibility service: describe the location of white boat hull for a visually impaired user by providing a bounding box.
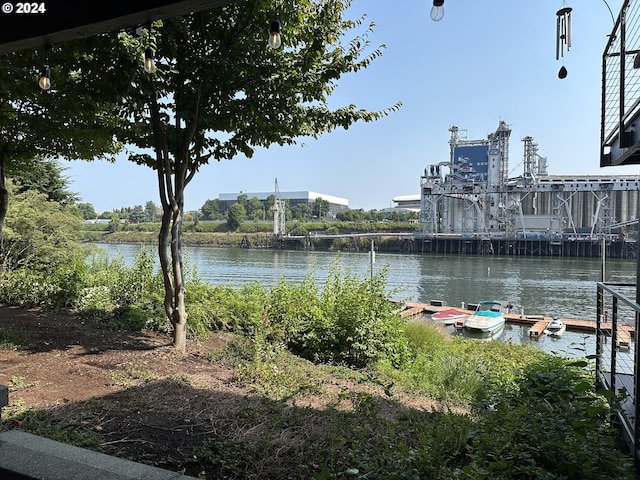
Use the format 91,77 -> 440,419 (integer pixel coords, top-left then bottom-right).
462,322 -> 506,342
464,316 -> 506,333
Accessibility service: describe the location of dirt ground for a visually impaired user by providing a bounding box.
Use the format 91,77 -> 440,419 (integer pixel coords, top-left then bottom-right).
0,305 -> 441,478
0,305 -> 265,476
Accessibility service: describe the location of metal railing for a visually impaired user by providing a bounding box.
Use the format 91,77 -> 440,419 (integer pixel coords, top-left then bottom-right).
601,0 -> 640,166
596,281 -> 639,465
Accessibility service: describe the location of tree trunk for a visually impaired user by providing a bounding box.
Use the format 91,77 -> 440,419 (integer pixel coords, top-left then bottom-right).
158,195 -> 188,352
158,201 -> 175,334
172,308 -> 187,351
0,156 -> 8,270
170,202 -> 187,351
149,84 -> 197,352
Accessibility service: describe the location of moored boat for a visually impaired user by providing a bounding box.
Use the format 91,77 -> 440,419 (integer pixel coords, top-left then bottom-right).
463,301 -> 507,333
462,321 -> 506,342
544,318 -> 566,337
431,308 -> 468,325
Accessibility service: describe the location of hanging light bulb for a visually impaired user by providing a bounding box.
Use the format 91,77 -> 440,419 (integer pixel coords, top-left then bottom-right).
144,47 -> 156,73
38,65 -> 51,91
268,20 -> 282,49
430,0 -> 445,22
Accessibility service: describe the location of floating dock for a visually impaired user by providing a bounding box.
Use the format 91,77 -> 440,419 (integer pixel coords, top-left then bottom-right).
400,301 -> 635,345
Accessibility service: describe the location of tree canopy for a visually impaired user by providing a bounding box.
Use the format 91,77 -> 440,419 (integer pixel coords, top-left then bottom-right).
0,40 -> 127,248
6,0 -> 399,349
106,0 -> 400,349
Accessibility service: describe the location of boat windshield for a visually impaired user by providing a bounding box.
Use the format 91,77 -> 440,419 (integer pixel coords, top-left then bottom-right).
477,302 -> 501,312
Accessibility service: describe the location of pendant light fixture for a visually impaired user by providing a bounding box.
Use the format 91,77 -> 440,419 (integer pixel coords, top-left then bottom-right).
38,65 -> 51,90
268,19 -> 282,49
144,47 -> 156,74
38,44 -> 51,90
431,0 -> 445,22
142,23 -> 156,74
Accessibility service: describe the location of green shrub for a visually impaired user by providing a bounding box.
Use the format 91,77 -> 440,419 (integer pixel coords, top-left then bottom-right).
80,247 -> 166,331
0,252 -> 88,311
196,262 -> 410,370
200,283 -> 268,335
462,355 -> 633,479
404,320 -> 449,355
280,263 -> 410,368
289,225 -> 308,236
264,276 -> 321,345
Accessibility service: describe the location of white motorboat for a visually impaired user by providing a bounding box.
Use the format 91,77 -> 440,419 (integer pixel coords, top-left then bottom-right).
544,318 -> 566,337
463,301 -> 507,334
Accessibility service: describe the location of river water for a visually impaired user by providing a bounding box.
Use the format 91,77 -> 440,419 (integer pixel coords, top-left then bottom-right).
95,243 -> 639,358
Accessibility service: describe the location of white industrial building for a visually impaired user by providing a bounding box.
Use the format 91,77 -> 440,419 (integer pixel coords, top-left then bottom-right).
218,190 -> 349,220
419,122 -> 640,239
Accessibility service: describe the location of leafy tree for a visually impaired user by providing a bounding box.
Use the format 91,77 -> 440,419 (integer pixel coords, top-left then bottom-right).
2,185 -> 83,272
0,183 -> 89,310
144,201 -> 158,222
264,194 -> 275,211
129,205 -> 146,223
227,203 -> 246,231
236,193 -> 248,208
76,202 -> 97,220
11,157 -> 78,206
246,196 -> 264,220
365,210 -> 384,222
0,41 -> 125,250
201,199 -> 221,220
110,0 -> 400,350
313,197 -> 331,219
292,202 -> 311,221
337,208 -> 365,222
100,211 -> 120,221
108,216 -> 121,233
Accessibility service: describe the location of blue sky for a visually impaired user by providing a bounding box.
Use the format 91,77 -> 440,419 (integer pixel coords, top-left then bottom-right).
63,0 -> 638,213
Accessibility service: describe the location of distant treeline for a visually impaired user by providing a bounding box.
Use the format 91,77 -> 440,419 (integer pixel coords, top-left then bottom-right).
82,220 -> 418,252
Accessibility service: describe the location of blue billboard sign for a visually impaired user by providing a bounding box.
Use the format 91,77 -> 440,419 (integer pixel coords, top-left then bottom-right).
453,145 -> 489,182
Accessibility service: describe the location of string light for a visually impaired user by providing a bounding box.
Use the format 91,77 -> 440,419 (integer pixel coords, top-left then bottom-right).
144,47 -> 156,73
38,65 -> 51,90
431,0 -> 445,22
268,20 -> 281,49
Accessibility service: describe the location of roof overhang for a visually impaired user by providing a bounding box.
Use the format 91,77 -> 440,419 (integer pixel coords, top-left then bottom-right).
0,0 -> 239,54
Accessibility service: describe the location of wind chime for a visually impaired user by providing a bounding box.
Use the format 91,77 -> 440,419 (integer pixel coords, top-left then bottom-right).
555,3 -> 572,79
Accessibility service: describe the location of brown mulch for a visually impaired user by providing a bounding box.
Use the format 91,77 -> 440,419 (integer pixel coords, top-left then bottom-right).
0,306 -> 243,474
0,305 -> 443,478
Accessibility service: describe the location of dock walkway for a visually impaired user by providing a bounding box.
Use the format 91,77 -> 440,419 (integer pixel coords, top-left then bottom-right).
401,301 -> 635,340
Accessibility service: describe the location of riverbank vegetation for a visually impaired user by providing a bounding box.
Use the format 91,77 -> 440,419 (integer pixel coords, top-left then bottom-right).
81,219 -> 418,252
